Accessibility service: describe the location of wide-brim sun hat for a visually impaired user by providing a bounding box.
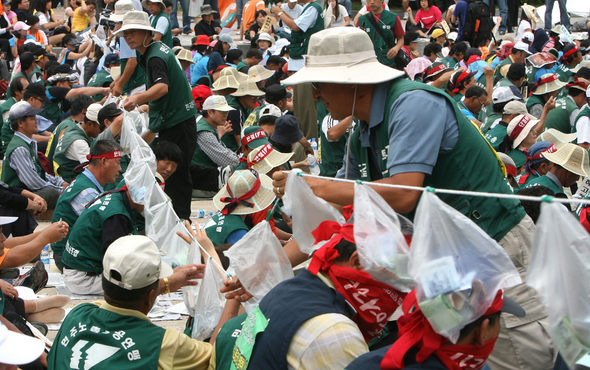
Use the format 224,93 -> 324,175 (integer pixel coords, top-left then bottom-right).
282,27 -> 404,85
111,0 -> 134,22
142,0 -> 165,9
532,73 -> 566,95
176,48 -> 195,64
248,65 -> 274,82
542,143 -> 590,178
213,169 -> 275,215
247,143 -> 294,174
537,128 -> 577,148
257,32 -> 274,45
0,323 -> 44,365
219,66 -> 248,83
231,79 -> 265,97
212,75 -> 240,91
521,3 -> 540,23
114,11 -> 157,36
507,114 -> 539,149
572,60 -> 590,74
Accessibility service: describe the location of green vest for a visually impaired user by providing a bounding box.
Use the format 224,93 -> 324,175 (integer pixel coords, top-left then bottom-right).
545,96 -> 579,134
192,117 -> 219,168
46,117 -> 77,169
1,134 -> 46,188
524,174 -> 564,196
0,97 -> 16,158
214,314 -> 247,370
526,94 -> 544,113
556,63 -> 573,83
358,10 -> 399,68
236,61 -> 248,73
150,12 -> 173,48
452,93 -> 463,102
141,41 -> 197,133
223,95 -> 246,152
317,102 -> 347,177
508,148 -> 527,169
205,212 -> 249,246
120,55 -> 147,94
62,191 -> 137,273
480,111 -> 502,133
349,78 -> 525,241
573,105 -> 590,133
87,69 -> 114,101
47,303 -> 164,370
54,124 -> 92,182
496,77 -> 515,89
51,171 -> 101,257
290,2 -> 323,60
484,122 -> 507,150
494,57 -> 512,80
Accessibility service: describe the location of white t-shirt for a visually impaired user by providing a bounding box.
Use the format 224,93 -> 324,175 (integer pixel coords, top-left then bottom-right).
516,20 -> 531,42
281,2 -> 303,31
37,12 -> 49,26
331,4 -> 348,27
151,15 -> 170,36
576,111 -> 590,145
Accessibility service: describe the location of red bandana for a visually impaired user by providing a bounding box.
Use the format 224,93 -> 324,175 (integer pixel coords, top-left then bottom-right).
248,143 -> 273,166
531,73 -> 559,95
451,70 -> 472,94
566,78 -> 589,91
560,46 -> 579,62
381,290 -> 503,370
86,150 -> 122,161
241,129 -> 267,147
505,164 -> 517,177
220,169 -> 261,215
308,220 -> 405,342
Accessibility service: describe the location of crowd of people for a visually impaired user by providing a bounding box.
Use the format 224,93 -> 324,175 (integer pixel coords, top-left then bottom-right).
0,0 -> 587,367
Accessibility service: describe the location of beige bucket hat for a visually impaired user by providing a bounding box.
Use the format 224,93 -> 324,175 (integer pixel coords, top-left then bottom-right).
532,73 -> 567,95
142,0 -> 165,8
521,3 -> 540,23
248,65 -> 274,82
282,27 -> 404,85
114,11 -> 157,36
219,67 -> 248,83
213,169 -> 275,215
231,79 -> 265,97
212,75 -> 240,91
175,48 -> 195,64
111,0 -> 134,22
537,128 -> 577,148
542,143 -> 590,177
247,143 -> 294,174
507,114 -> 539,149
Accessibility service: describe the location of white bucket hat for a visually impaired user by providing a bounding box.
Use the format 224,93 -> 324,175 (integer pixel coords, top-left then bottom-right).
259,104 -> 282,119
257,32 -> 274,45
248,65 -> 274,82
232,79 -> 265,97
212,75 -> 240,91
542,143 -> 590,178
202,95 -> 234,111
176,48 -> 195,64
507,114 -> 539,149
537,128 -> 577,148
282,27 -> 404,85
111,0 -> 134,22
532,73 -> 567,95
213,169 -> 275,215
114,11 -> 157,36
247,143 -> 294,174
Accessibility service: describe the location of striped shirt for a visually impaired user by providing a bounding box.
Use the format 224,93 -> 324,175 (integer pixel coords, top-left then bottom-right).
196,131 -> 240,169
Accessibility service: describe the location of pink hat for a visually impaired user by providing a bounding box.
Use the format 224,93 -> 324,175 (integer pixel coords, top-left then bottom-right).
13,21 -> 30,31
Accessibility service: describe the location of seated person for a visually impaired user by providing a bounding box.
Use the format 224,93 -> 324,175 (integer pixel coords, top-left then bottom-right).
0,181 -> 46,237
247,9 -> 275,45
1,101 -> 68,210
87,53 -> 120,101
236,48 -> 262,73
53,103 -> 103,182
50,140 -> 122,271
154,140 -> 182,185
49,234 -> 239,369
194,4 -> 221,37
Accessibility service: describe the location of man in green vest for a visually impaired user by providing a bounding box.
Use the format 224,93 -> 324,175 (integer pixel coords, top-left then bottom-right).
574,86 -> 590,150
225,79 -> 265,152
145,0 -> 173,48
50,140 -> 122,272
192,95 -> 239,195
1,101 -> 68,210
87,53 -> 119,102
493,41 -> 529,81
118,11 -> 197,220
556,44 -> 583,83
48,234 -> 238,369
358,0 -> 404,69
441,41 -> 467,70
273,27 -> 555,370
0,77 -> 28,159
544,78 -> 588,134
53,103 -> 103,183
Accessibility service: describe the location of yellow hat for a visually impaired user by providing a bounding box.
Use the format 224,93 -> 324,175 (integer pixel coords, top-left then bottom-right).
432,28 -> 445,39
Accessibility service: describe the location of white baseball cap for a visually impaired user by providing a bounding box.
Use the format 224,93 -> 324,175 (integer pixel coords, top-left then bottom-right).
103,235 -> 173,290
259,104 -> 282,119
513,41 -> 531,55
202,95 -> 234,112
86,103 -> 103,122
0,323 -> 44,365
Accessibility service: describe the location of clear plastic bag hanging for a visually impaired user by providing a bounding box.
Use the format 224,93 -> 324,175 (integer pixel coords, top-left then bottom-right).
191,258 -> 227,340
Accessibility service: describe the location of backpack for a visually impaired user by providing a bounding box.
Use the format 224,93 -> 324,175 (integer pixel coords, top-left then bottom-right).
461,0 -> 494,47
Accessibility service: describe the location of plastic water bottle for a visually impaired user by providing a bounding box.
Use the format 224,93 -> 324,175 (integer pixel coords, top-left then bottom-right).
196,210 -> 213,218
307,154 -> 320,175
310,138 -> 318,158
41,245 -> 50,271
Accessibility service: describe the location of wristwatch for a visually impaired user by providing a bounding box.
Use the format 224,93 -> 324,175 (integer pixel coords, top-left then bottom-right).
278,11 -> 284,17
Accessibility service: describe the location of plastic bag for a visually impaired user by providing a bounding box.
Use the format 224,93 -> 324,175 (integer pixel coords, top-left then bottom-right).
409,191 -> 521,343
353,183 -> 413,292
528,202 -> 590,368
282,170 -> 345,255
191,257 -> 227,340
224,221 -> 293,312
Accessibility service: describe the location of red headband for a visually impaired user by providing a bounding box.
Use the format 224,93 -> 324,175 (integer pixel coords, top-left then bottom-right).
86,150 -> 122,161
566,78 -> 589,91
561,46 -> 579,61
530,74 -> 559,96
466,55 -> 481,66
241,129 -> 267,147
248,143 -> 273,166
426,64 -> 446,77
527,144 -> 556,161
509,115 -> 532,142
220,169 -> 261,215
452,70 -> 472,93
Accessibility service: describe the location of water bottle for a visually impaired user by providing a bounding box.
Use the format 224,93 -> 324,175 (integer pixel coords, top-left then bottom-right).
196,210 -> 213,218
310,138 -> 318,158
307,154 -> 320,175
41,245 -> 50,271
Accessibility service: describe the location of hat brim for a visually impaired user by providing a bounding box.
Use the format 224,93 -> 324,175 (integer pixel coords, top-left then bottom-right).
532,80 -> 567,95
282,60 -> 405,85
0,329 -> 45,365
501,296 -> 525,317
249,68 -> 275,82
114,24 -> 157,36
232,89 -> 265,97
250,150 -> 294,174
110,14 -> 125,22
537,129 -> 577,146
179,57 -> 195,64
512,119 -> 539,149
0,216 -> 17,226
212,173 -> 275,215
159,259 -> 173,279
543,151 -> 590,178
201,10 -> 217,15
204,103 -> 234,112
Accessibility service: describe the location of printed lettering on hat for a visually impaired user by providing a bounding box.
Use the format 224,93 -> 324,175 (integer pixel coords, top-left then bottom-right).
509,115 -> 531,141
250,144 -> 273,164
243,130 -> 267,145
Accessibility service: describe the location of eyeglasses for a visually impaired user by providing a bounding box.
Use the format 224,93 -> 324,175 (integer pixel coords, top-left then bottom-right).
311,82 -> 320,90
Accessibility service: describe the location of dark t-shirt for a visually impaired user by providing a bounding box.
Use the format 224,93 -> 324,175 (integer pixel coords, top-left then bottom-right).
147,57 -> 170,85
194,19 -> 220,37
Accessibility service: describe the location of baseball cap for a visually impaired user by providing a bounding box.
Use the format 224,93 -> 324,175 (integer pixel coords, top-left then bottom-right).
447,31 -> 458,41
259,104 -> 282,119
202,95 -> 234,112
192,85 -> 213,110
219,33 -> 233,45
431,28 -> 445,39
241,126 -> 268,149
103,235 -> 173,290
0,217 -> 17,226
25,82 -> 48,103
97,103 -> 123,126
265,84 -> 291,104
492,86 -> 522,104
0,323 -> 44,365
104,53 -> 120,67
9,101 -> 41,121
13,21 -> 29,31
497,152 -> 517,177
513,41 -> 531,54
503,101 -> 528,115
86,103 -> 103,122
271,115 -> 303,145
